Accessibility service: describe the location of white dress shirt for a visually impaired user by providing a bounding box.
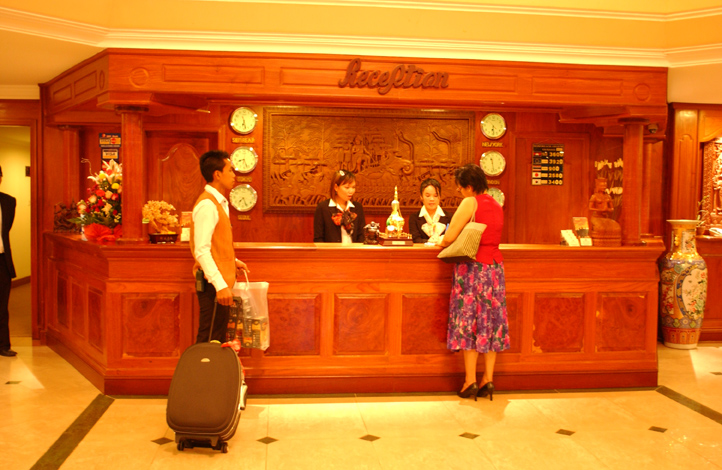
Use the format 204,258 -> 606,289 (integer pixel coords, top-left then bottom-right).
328,198 -> 355,244
192,185 -> 232,292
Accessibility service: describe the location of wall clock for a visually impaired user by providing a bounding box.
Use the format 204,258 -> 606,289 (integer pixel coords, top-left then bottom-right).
481,113 -> 506,140
230,146 -> 258,173
229,184 -> 258,212
229,107 -> 257,135
480,150 -> 506,177
487,187 -> 505,207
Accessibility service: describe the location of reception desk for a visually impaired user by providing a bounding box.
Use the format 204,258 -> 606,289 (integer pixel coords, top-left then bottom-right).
44,233 -> 664,395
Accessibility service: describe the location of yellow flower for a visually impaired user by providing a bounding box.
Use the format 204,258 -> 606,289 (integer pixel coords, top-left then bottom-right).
97,172 -> 107,181
111,183 -> 120,190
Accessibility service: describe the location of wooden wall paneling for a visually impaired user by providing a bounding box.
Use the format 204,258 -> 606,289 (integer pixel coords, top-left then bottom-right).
264,293 -> 322,356
120,292 -> 182,358
87,287 -> 104,352
146,132 -> 210,212
698,109 -> 722,143
514,134 -> 590,244
596,293 -> 648,352
698,238 -> 722,340
532,293 -> 585,354
71,279 -> 86,339
61,127 -> 80,206
505,292 -> 523,354
648,141 -> 666,236
333,294 -> 389,355
400,293 -> 451,355
57,274 -> 69,328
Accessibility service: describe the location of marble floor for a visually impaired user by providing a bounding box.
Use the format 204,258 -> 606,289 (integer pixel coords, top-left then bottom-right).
2,284 -> 722,469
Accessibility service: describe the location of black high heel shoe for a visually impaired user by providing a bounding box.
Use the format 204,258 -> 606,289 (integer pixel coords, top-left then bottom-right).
478,382 -> 495,401
457,383 -> 479,401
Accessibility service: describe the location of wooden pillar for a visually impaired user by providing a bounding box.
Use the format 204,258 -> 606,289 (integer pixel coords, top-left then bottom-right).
620,118 -> 648,246
641,140 -> 653,236
116,106 -> 147,243
60,126 -> 80,205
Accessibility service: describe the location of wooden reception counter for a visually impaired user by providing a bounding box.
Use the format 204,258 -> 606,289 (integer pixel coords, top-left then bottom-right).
44,233 -> 664,395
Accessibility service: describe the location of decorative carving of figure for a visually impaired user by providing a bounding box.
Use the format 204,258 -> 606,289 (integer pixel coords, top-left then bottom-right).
588,178 -> 621,246
714,155 -> 722,215
589,178 -> 615,217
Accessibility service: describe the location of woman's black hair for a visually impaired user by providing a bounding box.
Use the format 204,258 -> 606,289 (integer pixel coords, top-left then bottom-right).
329,170 -> 356,199
419,178 -> 442,197
454,164 -> 488,194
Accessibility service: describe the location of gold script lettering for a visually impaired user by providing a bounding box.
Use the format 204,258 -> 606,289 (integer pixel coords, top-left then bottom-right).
339,59 -> 449,95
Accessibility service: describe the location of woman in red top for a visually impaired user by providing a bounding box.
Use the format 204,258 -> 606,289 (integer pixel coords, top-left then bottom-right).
438,164 -> 509,401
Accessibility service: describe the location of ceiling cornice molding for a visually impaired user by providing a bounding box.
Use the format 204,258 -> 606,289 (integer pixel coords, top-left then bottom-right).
104,29 -> 670,66
0,6 -> 106,45
0,85 -> 40,100
192,0 -> 722,21
3,5 -> 722,72
666,43 -> 722,67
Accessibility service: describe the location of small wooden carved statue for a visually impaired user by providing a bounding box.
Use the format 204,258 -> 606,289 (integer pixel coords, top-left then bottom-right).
588,178 -> 621,246
53,202 -> 81,232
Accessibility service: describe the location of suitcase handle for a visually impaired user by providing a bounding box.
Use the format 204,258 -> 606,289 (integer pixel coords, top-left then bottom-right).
208,301 -> 218,343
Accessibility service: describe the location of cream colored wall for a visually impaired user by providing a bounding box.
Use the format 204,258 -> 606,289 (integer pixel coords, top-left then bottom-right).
0,126 -> 31,280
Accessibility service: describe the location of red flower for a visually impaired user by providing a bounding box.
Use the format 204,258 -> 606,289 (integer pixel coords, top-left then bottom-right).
95,189 -> 105,197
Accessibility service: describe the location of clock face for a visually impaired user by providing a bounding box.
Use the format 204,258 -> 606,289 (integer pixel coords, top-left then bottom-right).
481,113 -> 506,140
229,184 -> 258,212
487,187 -> 505,207
230,146 -> 258,173
229,107 -> 257,135
480,150 -> 506,177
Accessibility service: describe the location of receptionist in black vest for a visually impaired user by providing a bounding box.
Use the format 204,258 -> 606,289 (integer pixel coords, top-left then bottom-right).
314,170 -> 366,243
409,178 -> 450,244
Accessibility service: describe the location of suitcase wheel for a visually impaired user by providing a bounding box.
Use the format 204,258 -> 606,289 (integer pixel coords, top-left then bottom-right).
213,441 -> 229,453
177,441 -> 185,452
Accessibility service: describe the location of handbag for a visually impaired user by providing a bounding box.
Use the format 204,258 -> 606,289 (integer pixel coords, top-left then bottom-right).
227,271 -> 270,350
437,198 -> 485,264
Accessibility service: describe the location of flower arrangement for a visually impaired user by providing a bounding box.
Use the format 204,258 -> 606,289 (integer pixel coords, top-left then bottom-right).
70,160 -> 123,241
142,200 -> 179,234
74,160 -> 123,228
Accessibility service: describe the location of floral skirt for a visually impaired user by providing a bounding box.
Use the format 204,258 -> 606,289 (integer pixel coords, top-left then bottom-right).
447,261 -> 510,353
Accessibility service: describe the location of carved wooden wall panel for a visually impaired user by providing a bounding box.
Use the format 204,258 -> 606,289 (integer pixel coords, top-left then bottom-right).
702,141 -> 722,226
57,275 -> 68,328
147,133 -> 210,213
595,293 -> 647,352
401,294 -> 451,355
506,293 -> 523,354
263,107 -> 473,213
88,287 -> 104,351
264,294 -> 321,356
71,281 -> 85,338
333,294 -> 388,355
121,293 -> 181,358
532,293 -> 585,353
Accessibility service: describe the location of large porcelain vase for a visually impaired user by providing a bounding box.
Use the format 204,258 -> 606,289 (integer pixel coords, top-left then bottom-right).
659,220 -> 708,349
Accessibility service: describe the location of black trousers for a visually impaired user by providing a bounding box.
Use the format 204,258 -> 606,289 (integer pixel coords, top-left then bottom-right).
0,254 -> 11,351
195,282 -> 230,344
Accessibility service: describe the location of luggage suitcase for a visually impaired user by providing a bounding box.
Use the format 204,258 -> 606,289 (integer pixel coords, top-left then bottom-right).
167,304 -> 248,453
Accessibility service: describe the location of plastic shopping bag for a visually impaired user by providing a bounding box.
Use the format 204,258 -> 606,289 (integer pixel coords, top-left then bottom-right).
227,271 -> 270,350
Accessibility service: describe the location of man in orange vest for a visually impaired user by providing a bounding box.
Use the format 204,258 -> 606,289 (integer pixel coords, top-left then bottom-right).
190,150 -> 249,343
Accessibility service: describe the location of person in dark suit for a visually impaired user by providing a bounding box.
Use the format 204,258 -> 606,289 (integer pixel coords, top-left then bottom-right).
409,178 -> 450,244
314,170 -> 365,243
0,165 -> 17,357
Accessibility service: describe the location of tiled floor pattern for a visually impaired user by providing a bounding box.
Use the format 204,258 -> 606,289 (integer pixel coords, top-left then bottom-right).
1,340 -> 721,469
